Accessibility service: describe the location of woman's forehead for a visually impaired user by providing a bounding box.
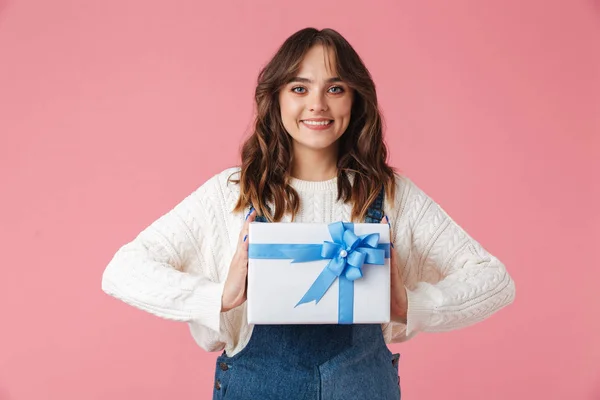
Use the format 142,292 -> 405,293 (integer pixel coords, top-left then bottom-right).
294,44 -> 339,79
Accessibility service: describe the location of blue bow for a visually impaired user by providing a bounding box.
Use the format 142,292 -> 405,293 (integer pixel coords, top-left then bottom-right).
248,221 -> 389,323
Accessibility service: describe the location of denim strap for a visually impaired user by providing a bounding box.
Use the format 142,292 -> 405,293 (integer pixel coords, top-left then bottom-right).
249,186 -> 385,224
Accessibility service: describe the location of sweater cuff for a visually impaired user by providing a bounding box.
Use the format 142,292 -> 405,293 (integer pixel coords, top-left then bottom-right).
190,280 -> 226,334
405,284 -> 438,336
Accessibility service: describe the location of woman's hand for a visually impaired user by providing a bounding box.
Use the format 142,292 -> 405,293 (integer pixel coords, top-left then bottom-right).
382,216 -> 408,324
221,208 -> 257,312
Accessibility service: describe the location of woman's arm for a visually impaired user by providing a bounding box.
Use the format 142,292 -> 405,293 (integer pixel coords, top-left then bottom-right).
101,175 -> 227,337
390,176 -> 516,338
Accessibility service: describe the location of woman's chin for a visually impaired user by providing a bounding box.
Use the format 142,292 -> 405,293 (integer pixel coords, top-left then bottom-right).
293,139 -> 340,153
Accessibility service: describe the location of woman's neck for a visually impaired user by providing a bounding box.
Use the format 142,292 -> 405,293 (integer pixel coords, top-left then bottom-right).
291,145 -> 338,182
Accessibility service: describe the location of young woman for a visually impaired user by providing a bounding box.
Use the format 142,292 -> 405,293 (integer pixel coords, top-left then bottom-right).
102,27 -> 516,399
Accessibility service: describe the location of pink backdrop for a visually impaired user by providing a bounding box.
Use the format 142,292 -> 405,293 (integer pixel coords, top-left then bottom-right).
1,0 -> 598,399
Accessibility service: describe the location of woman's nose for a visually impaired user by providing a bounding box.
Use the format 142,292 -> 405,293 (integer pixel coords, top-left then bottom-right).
308,92 -> 328,112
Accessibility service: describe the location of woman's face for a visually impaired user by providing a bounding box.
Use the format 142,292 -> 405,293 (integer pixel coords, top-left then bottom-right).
278,44 -> 353,154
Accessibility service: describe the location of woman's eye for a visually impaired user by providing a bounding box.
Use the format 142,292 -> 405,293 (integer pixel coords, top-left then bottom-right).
291,86 -> 306,94
291,86 -> 344,94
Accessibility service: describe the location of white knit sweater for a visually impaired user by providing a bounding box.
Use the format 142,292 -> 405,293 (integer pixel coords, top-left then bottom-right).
101,167 -> 515,356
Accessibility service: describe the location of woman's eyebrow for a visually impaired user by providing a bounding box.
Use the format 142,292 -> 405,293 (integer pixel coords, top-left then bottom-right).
287,77 -> 343,84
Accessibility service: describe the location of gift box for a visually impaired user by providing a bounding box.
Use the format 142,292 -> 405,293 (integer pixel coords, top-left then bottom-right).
247,221 -> 390,325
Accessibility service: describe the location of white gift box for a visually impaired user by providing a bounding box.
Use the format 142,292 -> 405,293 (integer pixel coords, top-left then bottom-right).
247,222 -> 390,325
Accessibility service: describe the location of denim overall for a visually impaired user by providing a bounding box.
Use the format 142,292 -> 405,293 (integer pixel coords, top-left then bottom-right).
213,189 -> 401,399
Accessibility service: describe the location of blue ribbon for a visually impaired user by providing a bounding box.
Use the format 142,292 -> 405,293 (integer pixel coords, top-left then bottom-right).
248,222 -> 390,324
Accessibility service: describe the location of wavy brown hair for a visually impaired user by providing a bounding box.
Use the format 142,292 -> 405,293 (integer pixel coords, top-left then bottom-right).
230,27 -> 396,222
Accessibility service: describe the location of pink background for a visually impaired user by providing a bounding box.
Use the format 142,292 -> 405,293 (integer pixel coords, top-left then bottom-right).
1,0 -> 598,399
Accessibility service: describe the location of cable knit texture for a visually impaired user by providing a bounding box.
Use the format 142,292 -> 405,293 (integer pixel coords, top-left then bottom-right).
102,167 -> 515,356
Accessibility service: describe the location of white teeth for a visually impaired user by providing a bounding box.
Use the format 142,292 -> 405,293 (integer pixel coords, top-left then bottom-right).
302,120 -> 332,126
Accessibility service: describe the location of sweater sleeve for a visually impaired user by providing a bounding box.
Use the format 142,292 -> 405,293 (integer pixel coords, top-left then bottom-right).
393,177 -> 516,338
101,175 -> 228,335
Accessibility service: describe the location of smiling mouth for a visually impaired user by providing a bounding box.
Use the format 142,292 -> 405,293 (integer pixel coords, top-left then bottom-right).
300,120 -> 334,126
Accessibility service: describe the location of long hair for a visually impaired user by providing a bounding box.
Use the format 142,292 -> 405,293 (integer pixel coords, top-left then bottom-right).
231,27 -> 396,222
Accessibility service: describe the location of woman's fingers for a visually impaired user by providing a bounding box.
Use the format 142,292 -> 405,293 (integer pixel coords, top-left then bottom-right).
239,208 -> 257,242
222,209 -> 257,312
381,214 -> 394,248
382,215 -> 399,272
241,209 -> 257,250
